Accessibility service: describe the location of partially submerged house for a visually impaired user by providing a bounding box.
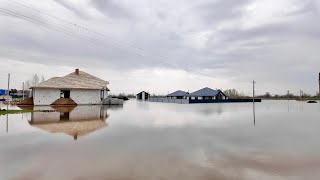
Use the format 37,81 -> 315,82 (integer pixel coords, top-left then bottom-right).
137,91 -> 149,100
166,90 -> 189,99
31,69 -> 110,105
187,87 -> 228,100
149,87 -> 233,104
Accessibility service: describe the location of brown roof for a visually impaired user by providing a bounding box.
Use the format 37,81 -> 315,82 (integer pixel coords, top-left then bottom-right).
31,70 -> 109,90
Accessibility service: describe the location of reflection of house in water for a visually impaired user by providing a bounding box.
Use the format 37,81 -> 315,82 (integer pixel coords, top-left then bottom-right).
29,106 -> 108,140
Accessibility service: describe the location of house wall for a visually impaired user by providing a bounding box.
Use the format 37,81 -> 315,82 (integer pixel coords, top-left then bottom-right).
33,89 -> 60,105
70,89 -> 103,105
33,88 -> 108,105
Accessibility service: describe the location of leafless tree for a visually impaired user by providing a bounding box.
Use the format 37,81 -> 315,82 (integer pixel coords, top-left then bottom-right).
31,74 -> 40,86
25,80 -> 31,89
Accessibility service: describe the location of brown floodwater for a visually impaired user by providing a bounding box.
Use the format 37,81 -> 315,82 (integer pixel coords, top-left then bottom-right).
1,100 -> 320,180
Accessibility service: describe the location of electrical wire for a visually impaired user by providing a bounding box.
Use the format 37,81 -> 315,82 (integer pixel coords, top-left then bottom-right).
6,0 -> 190,66
0,5 -> 214,79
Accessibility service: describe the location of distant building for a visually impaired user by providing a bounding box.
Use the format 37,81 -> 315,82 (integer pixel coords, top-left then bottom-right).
137,91 -> 149,100
187,87 -> 228,100
166,90 -> 189,99
31,69 -> 110,105
0,89 -> 6,96
149,87 -> 261,104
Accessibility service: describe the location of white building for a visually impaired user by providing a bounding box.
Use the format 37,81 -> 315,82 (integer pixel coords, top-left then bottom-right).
31,69 -> 109,105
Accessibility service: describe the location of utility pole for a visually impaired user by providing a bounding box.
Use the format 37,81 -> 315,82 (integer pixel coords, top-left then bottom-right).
318,73 -> 320,100
252,80 -> 256,126
7,73 -> 10,109
252,80 -> 256,102
22,82 -> 25,100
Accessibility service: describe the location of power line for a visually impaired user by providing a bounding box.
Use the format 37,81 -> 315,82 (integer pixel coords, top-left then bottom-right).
6,0 -> 186,65
0,9 -> 176,68
1,3 -> 214,79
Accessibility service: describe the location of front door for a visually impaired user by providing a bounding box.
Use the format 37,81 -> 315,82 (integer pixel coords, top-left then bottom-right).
61,90 -> 70,98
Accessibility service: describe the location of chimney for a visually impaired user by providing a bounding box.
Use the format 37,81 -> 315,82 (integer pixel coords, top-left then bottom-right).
75,68 -> 79,75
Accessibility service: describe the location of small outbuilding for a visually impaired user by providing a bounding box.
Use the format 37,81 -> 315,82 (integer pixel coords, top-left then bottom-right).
166,90 -> 189,99
137,91 -> 149,100
187,87 -> 228,100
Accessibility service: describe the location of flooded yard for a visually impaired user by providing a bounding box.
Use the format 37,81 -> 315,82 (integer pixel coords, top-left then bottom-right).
1,100 -> 320,180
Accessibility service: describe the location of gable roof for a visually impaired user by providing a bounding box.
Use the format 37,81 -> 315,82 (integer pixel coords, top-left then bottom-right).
188,87 -> 225,97
31,70 -> 109,90
137,91 -> 149,95
166,90 -> 188,97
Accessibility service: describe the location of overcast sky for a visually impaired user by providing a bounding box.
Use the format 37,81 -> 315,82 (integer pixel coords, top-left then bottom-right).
0,0 -> 319,95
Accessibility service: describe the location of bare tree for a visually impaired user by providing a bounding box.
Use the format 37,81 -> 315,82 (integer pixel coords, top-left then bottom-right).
31,74 -> 40,86
41,75 -> 45,83
25,80 -> 31,89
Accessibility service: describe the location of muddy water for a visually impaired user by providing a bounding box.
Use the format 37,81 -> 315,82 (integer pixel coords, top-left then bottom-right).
1,100 -> 320,180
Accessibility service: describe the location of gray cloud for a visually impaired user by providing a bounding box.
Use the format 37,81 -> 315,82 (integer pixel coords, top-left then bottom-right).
197,0 -> 252,24
0,0 -> 319,95
53,0 -> 89,18
89,0 -> 133,18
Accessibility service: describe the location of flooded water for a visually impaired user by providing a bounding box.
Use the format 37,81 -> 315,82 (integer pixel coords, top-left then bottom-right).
1,100 -> 320,180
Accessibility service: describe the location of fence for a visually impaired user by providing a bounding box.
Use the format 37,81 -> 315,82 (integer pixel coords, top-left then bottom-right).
149,98 -> 189,104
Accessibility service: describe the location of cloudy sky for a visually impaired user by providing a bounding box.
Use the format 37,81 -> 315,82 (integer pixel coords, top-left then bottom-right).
0,0 -> 319,95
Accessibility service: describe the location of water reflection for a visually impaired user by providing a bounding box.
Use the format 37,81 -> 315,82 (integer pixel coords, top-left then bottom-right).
6,114 -> 8,133
28,106 -> 109,140
3,100 -> 320,179
253,102 -> 256,126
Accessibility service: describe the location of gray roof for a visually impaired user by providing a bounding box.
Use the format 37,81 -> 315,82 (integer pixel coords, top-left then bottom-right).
188,87 -> 224,97
31,71 -> 109,90
166,90 -> 188,97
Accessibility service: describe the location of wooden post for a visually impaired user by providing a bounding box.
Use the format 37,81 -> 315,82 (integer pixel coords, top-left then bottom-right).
318,73 -> 320,101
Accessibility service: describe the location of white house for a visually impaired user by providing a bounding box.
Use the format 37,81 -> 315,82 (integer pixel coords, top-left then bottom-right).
31,69 -> 109,105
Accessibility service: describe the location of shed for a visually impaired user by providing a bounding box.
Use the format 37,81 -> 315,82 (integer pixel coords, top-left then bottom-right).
137,91 -> 149,100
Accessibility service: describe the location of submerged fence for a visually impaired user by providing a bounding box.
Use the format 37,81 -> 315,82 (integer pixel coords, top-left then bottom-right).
149,98 -> 261,104
149,98 -> 189,104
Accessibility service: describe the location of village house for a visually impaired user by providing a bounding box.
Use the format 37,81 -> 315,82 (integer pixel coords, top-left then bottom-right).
166,90 -> 189,99
187,87 -> 228,100
31,69 -> 110,105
